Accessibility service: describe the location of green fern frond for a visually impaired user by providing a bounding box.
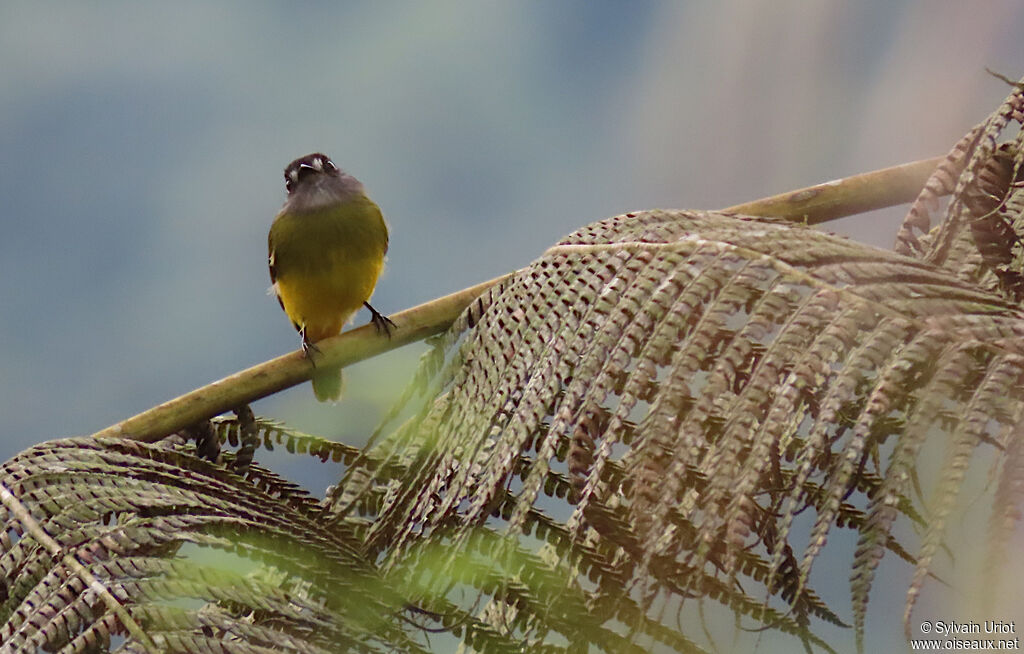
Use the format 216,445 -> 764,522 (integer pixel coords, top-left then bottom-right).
210,415 -> 363,464
0,437 -> 449,653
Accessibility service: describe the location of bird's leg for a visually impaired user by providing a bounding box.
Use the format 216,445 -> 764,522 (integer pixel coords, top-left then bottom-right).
364,301 -> 396,337
299,325 -> 321,366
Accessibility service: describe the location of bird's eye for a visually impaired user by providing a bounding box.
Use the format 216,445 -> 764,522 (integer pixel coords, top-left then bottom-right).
286,165 -> 305,192
323,159 -> 338,172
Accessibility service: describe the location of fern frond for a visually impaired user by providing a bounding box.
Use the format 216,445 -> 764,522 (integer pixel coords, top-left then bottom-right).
902,354 -> 1024,634
331,207 -> 1024,649
12,77 -> 1022,654
984,421 -> 1024,609
0,437 -> 461,653
209,415 -> 363,464
899,76 -> 1024,306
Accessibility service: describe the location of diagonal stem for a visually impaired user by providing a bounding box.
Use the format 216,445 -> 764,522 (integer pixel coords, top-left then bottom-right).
722,156 -> 943,222
90,156 -> 943,443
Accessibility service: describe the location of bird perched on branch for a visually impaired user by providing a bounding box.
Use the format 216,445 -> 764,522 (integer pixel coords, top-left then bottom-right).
268,153 -> 393,401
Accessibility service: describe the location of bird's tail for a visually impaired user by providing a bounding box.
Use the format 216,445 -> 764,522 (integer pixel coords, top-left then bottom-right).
312,366 -> 344,402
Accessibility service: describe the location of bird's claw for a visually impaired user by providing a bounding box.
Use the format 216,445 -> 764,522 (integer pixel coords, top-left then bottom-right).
364,302 -> 396,338
299,326 -> 322,366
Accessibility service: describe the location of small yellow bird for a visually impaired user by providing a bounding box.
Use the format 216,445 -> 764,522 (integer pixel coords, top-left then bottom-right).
268,153 -> 393,401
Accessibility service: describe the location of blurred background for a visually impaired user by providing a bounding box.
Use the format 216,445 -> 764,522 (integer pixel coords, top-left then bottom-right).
2,2 -> 1022,651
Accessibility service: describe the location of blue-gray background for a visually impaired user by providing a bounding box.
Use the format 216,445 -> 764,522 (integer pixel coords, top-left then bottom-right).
3,2 -> 1022,651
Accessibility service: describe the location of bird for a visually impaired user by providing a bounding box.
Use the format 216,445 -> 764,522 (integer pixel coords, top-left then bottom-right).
268,153 -> 393,401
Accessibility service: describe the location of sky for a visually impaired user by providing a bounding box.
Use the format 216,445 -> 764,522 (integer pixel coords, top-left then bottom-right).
2,2 -> 1023,651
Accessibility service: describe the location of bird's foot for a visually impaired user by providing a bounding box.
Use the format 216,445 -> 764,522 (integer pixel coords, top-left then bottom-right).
299,326 -> 322,366
364,301 -> 396,338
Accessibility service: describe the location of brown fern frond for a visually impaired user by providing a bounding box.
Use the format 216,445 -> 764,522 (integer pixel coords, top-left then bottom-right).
330,209 -> 1024,650
894,127 -> 979,256
902,354 -> 1024,635
848,343 -> 977,648
897,77 -> 1024,307
984,420 -> 1024,609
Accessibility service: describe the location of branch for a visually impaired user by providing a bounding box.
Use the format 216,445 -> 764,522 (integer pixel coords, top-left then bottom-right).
91,275 -> 510,442
723,156 -> 943,222
90,156 -> 942,443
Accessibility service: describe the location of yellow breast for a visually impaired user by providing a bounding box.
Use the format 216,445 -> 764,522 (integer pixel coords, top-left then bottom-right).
274,256 -> 384,342
269,195 -> 389,343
